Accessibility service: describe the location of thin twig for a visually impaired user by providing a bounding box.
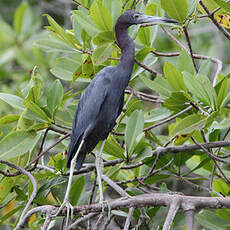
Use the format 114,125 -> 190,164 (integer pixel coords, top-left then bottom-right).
42,214 -> 52,230
93,214 -> 104,230
68,213 -> 98,230
185,210 -> 195,230
191,138 -> 230,165
160,27 -> 223,84
0,161 -> 38,230
151,50 -> 222,85
102,174 -> 130,198
26,133 -> 70,168
183,26 -> 198,73
143,105 -> 193,132
124,207 -> 134,230
199,0 -> 230,40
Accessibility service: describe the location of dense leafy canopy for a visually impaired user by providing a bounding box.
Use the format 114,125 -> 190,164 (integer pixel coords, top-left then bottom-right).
0,0 -> 230,229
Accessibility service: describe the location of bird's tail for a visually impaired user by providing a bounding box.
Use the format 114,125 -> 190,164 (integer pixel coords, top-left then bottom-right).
66,150 -> 87,170
66,134 -> 86,170
75,152 -> 87,170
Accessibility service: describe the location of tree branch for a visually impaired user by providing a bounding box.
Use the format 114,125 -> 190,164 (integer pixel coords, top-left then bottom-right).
0,161 -> 38,230
199,0 -> 230,41
163,197 -> 180,230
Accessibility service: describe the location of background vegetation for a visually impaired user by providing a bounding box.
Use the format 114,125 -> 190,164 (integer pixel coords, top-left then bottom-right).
0,0 -> 230,229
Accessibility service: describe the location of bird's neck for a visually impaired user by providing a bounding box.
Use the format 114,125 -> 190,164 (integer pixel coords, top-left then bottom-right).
115,24 -> 135,70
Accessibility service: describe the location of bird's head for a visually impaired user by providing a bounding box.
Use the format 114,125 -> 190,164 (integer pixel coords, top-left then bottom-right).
117,10 -> 178,27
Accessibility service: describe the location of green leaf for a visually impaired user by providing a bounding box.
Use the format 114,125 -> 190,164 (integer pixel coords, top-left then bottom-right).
196,210 -> 230,230
0,20 -> 15,43
125,110 -> 144,156
212,0 -> 230,12
50,57 -> 81,81
141,74 -> 173,98
183,72 -> 210,106
104,136 -> 125,159
188,0 -> 200,16
186,155 -> 210,177
0,130 -> 36,160
55,109 -> 74,127
47,80 -> 64,118
92,42 -> 113,65
164,91 -> 190,113
217,77 -> 229,108
145,174 -> 170,184
137,27 -> 151,47
24,99 -> 52,122
177,50 -> 194,75
35,38 -> 77,53
0,47 -> 16,65
145,3 -> 158,16
90,1 -> 113,31
197,74 -> 217,110
45,14 -> 80,49
70,176 -> 85,205
93,31 -> 115,45
216,209 -> 230,223
0,93 -> 24,111
35,177 -> 67,203
0,177 -> 16,203
183,157 -> 210,176
72,10 -> 100,37
213,179 -> 230,195
198,58 -> 212,76
145,107 -> 172,123
81,54 -> 94,78
102,0 -> 122,23
13,2 -> 28,37
0,206 -> 22,223
170,114 -> 206,136
164,62 -> 187,91
161,0 -> 188,22
0,115 -> 20,126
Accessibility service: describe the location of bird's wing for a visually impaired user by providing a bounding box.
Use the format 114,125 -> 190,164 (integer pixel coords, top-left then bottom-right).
67,66 -> 113,166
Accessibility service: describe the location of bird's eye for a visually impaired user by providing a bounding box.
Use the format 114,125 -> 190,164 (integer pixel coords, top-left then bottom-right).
134,14 -> 139,19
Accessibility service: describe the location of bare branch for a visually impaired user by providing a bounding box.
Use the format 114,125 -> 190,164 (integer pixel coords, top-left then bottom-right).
185,210 -> 195,230
102,174 -> 130,198
183,26 -> 198,73
0,161 -> 38,230
42,214 -> 52,230
93,213 -> 105,230
67,193 -> 230,214
191,138 -> 230,165
144,105 -> 193,132
124,207 -> 134,230
26,133 -> 70,168
199,0 -> 230,40
68,213 -> 98,230
160,28 -> 223,84
163,198 -> 180,230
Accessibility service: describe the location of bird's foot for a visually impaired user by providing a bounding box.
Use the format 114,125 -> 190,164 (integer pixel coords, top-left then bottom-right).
52,199 -> 74,227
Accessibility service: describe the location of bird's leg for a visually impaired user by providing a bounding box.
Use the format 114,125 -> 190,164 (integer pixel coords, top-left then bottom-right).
95,140 -> 106,209
54,139 -> 85,226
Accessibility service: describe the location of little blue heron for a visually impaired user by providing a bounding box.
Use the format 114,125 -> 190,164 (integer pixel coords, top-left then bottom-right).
58,10 -> 177,221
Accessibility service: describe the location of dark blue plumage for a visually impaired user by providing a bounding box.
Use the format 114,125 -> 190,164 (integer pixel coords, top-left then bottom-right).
67,10 -> 177,170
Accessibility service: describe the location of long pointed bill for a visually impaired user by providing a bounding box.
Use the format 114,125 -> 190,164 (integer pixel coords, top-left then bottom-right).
138,15 -> 178,26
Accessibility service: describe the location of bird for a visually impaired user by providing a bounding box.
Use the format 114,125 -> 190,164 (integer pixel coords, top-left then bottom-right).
57,10 -> 177,222
67,10 -> 177,170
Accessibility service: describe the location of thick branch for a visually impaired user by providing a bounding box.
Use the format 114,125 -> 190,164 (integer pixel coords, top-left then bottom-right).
163,198 -> 180,230
67,193 -> 230,214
